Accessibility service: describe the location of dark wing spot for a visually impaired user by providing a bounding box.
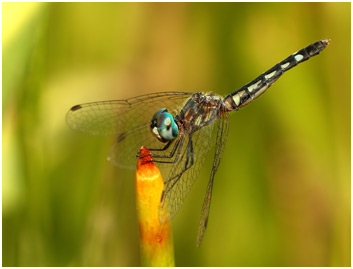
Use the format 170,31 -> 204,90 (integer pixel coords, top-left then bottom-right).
70,104 -> 82,111
117,132 -> 126,143
204,216 -> 208,228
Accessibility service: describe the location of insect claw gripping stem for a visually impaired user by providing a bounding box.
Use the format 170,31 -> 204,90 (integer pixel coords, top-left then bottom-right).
138,153 -> 154,163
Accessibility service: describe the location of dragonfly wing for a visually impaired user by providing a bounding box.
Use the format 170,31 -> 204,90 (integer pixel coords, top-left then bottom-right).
159,118 -> 217,222
66,92 -> 192,168
109,122 -> 182,169
196,110 -> 229,247
66,91 -> 192,136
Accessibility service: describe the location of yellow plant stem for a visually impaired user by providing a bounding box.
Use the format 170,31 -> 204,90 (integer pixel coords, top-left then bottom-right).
136,146 -> 175,267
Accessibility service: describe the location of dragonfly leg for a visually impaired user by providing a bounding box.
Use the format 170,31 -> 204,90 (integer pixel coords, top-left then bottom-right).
139,138 -> 184,165
152,138 -> 184,164
136,140 -> 174,158
150,139 -> 180,159
185,133 -> 194,168
139,140 -> 181,164
163,135 -> 195,194
158,135 -> 195,214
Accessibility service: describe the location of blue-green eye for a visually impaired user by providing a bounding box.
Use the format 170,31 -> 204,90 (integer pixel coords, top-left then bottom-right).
150,108 -> 179,142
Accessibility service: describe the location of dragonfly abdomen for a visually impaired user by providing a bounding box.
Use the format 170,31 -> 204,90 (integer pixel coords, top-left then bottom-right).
223,39 -> 331,111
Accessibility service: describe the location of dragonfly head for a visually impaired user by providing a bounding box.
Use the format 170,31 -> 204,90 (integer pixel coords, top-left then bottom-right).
150,108 -> 179,143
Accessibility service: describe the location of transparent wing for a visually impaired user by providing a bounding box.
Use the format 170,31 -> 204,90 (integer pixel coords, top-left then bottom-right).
196,110 -> 229,247
66,92 -> 192,168
159,119 -> 217,222
66,91 -> 192,136
109,123 -> 182,169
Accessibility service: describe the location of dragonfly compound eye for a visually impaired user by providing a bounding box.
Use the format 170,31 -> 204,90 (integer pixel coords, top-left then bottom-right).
157,113 -> 179,142
150,108 -> 179,143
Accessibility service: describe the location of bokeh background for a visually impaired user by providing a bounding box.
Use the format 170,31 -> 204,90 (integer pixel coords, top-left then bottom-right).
3,2 -> 350,266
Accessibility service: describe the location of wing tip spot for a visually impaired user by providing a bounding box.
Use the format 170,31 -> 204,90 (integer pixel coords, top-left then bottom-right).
117,132 -> 126,142
70,104 -> 82,111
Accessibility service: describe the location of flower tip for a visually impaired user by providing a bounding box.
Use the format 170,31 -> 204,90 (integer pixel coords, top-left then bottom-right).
139,146 -> 153,162
136,146 -> 175,266
137,146 -> 156,172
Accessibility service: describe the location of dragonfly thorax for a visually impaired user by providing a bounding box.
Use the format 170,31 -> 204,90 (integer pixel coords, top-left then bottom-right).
150,108 -> 179,143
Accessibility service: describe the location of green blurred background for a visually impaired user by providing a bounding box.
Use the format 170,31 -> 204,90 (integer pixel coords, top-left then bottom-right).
3,2 -> 350,266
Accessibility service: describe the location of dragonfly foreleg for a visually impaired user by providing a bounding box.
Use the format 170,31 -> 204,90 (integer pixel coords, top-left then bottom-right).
150,139 -> 180,159
136,139 -> 175,158
149,140 -> 174,152
150,138 -> 184,164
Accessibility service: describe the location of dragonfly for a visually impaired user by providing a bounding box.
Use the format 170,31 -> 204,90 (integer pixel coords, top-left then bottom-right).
66,39 -> 330,247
